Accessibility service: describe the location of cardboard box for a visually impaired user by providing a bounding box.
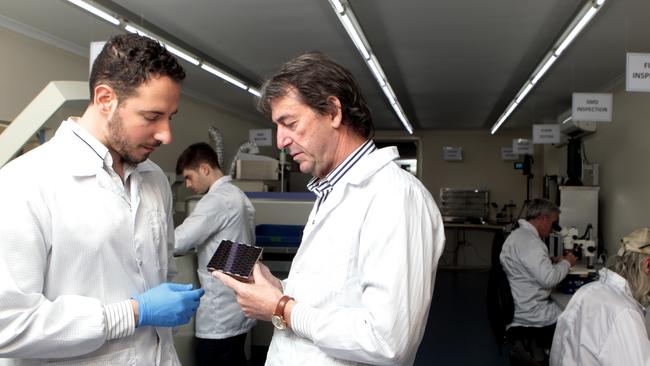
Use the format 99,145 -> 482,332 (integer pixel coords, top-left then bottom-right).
236,159 -> 279,180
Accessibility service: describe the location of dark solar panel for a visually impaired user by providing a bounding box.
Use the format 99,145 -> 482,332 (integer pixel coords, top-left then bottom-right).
207,240 -> 263,281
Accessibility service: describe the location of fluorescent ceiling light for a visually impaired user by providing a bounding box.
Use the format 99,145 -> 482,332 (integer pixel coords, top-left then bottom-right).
68,1 -> 263,99
392,105 -> 413,134
67,1 -> 262,98
248,87 -> 261,97
65,0 -> 120,25
125,25 -> 198,66
515,83 -> 534,104
328,0 -> 413,134
163,43 -> 200,66
339,14 -> 370,60
124,24 -> 152,38
554,7 -> 598,57
490,0 -> 606,134
201,63 -> 247,90
531,54 -> 557,85
330,0 -> 345,14
367,56 -> 386,86
491,102 -> 518,135
381,84 -> 396,105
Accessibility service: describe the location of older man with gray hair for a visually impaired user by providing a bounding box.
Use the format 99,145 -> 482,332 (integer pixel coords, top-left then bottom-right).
500,198 -> 577,355
550,228 -> 650,365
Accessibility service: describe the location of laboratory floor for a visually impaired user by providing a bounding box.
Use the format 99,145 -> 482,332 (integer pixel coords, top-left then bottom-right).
249,269 -> 509,365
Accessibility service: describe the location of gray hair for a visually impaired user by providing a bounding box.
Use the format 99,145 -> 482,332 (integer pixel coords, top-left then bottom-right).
525,198 -> 559,220
610,251 -> 650,307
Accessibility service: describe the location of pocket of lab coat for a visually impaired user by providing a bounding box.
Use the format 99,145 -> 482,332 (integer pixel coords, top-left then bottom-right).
148,210 -> 169,271
43,347 -> 135,365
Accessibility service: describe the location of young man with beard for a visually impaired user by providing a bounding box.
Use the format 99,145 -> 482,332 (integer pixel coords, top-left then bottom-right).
0,33 -> 204,365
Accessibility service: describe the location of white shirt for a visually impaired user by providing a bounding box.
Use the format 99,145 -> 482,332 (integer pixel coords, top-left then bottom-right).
500,219 -> 570,327
266,146 -> 446,366
0,119 -> 180,365
550,268 -> 650,366
174,175 -> 256,338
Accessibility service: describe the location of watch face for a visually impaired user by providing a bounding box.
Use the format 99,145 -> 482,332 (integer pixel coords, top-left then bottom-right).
271,315 -> 287,330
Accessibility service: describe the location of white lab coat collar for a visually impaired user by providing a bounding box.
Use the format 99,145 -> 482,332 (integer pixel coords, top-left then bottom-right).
598,268 -> 646,314
56,118 -> 157,177
207,175 -> 233,194
310,147 -> 398,218
337,146 -> 399,186
301,147 -> 399,243
518,219 -> 541,240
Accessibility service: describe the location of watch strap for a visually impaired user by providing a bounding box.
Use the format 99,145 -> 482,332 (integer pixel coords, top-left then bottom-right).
274,295 -> 294,319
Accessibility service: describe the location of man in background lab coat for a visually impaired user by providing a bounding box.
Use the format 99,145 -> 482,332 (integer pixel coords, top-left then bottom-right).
0,34 -> 203,365
500,198 -> 576,357
174,142 -> 256,366
213,51 -> 446,366
550,228 -> 650,365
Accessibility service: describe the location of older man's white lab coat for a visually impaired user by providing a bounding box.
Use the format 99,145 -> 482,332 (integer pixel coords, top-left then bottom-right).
0,119 -> 179,365
550,268 -> 650,366
265,146 -> 446,366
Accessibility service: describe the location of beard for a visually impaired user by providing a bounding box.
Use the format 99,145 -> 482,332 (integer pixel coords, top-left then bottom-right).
107,111 -> 160,165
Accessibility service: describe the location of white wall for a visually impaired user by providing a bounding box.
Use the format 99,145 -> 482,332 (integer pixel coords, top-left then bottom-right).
544,83 -> 650,257
150,95 -> 273,174
0,27 -> 88,122
0,26 -> 272,174
376,128 -> 544,211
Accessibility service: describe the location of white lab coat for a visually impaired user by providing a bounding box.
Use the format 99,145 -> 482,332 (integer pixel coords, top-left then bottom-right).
500,219 -> 570,327
174,175 -> 256,338
0,120 -> 180,365
550,268 -> 650,366
266,146 -> 446,366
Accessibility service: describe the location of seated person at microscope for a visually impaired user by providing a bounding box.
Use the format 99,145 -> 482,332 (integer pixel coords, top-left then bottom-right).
550,227 -> 650,365
500,198 -> 577,356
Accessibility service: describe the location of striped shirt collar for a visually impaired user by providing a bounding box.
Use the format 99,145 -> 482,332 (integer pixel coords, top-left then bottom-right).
307,139 -> 376,199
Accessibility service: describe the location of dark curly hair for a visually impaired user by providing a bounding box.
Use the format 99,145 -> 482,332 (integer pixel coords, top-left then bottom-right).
89,33 -> 185,103
257,51 -> 374,139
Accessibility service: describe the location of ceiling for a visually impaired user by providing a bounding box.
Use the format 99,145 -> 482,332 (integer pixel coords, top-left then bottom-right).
0,0 -> 647,133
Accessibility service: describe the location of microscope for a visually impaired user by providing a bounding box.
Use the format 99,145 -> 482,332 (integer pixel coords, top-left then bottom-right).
555,224 -> 598,294
558,224 -> 597,269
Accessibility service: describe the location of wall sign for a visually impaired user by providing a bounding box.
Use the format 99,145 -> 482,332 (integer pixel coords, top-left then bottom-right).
501,147 -> 518,160
626,53 -> 650,92
248,129 -> 272,146
572,93 -> 612,122
533,124 -> 560,144
89,41 -> 105,74
512,139 -> 533,155
443,146 -> 463,161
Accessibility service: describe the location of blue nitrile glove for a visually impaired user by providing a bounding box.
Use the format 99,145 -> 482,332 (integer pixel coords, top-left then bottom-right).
133,283 -> 205,327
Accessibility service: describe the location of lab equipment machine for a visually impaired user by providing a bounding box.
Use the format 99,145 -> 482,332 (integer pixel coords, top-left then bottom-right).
439,188 -> 489,224
550,186 -> 599,258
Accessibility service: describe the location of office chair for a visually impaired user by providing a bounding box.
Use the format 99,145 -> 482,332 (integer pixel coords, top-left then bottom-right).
486,230 -> 513,355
